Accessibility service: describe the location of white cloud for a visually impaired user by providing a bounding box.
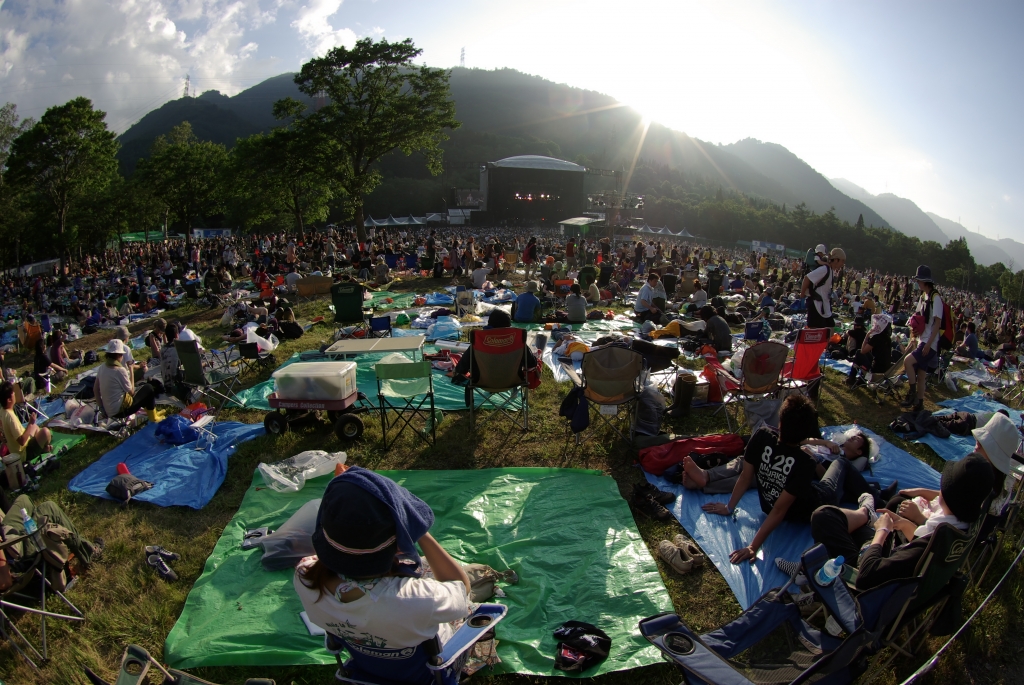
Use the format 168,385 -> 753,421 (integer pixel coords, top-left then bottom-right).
0,0 -> 287,133
291,0 -> 356,56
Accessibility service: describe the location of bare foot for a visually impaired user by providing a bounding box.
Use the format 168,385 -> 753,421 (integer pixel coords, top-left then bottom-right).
682,456 -> 708,489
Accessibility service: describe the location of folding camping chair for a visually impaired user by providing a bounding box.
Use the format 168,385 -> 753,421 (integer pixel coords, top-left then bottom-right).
375,357 -> 436,450
237,342 -> 275,376
502,251 -> 519,273
860,519 -> 984,684
780,327 -> 830,406
563,345 -> 646,444
552,279 -> 574,303
712,341 -> 788,433
466,328 -> 530,432
331,282 -> 372,339
640,543 -> 919,685
295,278 -> 317,303
454,290 -> 476,318
860,350 -> 910,405
0,522 -> 85,672
85,644 -> 275,685
368,316 -> 393,338
330,603 -> 507,685
175,340 -> 241,410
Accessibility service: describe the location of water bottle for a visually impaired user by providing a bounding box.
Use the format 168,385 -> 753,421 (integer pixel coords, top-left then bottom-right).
21,508 -> 38,539
815,556 -> 844,586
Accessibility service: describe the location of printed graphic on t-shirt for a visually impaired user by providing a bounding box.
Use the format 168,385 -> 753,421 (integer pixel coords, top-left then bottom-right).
755,441 -> 796,511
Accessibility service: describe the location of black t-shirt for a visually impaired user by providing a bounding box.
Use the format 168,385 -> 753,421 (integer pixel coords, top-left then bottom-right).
866,323 -> 893,371
743,428 -> 819,523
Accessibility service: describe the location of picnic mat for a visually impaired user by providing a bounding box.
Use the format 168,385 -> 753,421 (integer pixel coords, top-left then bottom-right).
227,350 -> 519,412
367,291 -> 417,311
164,468 -> 673,674
67,422 -> 265,509
909,395 -> 1023,464
643,425 -> 942,610
35,431 -> 85,461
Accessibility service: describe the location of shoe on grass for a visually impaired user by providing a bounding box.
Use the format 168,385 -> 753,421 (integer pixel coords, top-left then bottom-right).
90,538 -> 104,563
672,534 -> 704,567
634,481 -> 675,506
658,540 -> 693,575
633,493 -> 673,521
775,557 -> 807,586
145,545 -> 180,562
147,554 -> 178,581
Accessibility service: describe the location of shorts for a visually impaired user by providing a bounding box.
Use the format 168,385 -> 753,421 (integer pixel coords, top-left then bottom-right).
25,439 -> 44,461
911,344 -> 938,370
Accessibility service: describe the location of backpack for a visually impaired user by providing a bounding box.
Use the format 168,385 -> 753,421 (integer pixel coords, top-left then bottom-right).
922,293 -> 955,351
106,473 -> 154,502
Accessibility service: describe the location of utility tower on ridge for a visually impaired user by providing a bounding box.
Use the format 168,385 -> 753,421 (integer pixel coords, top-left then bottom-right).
183,74 -> 190,99
460,48 -> 465,68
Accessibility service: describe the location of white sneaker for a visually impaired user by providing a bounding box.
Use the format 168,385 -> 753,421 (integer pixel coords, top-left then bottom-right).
858,492 -> 878,524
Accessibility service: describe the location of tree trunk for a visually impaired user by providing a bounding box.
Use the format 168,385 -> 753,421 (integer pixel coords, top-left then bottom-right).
356,202 -> 366,243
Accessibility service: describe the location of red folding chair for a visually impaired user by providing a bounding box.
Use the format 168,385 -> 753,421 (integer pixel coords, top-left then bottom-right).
711,341 -> 788,432
467,327 -> 530,431
781,327 -> 831,406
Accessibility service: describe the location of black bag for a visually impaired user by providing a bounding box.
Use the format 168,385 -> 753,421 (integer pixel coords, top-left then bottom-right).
279,321 -> 304,340
553,621 -> 611,672
106,474 -> 154,502
84,350 -> 98,364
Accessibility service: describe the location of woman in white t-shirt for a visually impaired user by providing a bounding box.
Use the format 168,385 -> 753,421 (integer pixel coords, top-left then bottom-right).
295,470 -> 470,684
902,265 -> 943,411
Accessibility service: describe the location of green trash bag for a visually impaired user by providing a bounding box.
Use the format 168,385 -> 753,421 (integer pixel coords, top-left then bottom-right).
395,312 -> 411,325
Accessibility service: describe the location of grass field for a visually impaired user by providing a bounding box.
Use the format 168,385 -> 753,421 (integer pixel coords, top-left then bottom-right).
0,278 -> 1021,685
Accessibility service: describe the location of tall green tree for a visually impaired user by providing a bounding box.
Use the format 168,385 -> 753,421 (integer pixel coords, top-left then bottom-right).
281,37 -> 459,240
136,121 -> 228,245
6,97 -> 118,271
0,103 -> 34,269
230,105 -> 336,233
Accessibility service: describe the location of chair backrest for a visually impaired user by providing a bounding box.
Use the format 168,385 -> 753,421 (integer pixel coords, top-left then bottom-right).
906,520 -> 981,615
296,279 -> 316,298
331,282 -> 366,324
208,279 -> 223,295
743,320 -> 768,342
239,342 -> 261,360
468,328 -> 527,391
504,251 -> 519,264
553,279 -> 574,297
582,346 -> 644,403
369,316 -> 392,334
335,634 -> 442,685
184,283 -> 199,299
174,340 -> 208,385
740,341 -> 789,393
376,358 -> 432,398
788,327 -> 830,380
661,273 -> 677,294
455,291 -> 475,315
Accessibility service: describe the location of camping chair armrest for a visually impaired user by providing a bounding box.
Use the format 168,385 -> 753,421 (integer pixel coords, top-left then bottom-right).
430,604 -> 508,671
561,361 -> 584,387
639,612 -> 757,685
0,533 -> 31,552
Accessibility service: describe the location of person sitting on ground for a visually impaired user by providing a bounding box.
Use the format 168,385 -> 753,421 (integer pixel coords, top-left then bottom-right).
373,256 -> 390,285
585,279 -> 603,305
565,283 -> 588,324
699,304 -> 733,353
113,325 -> 145,382
49,329 -> 82,373
842,316 -> 868,359
32,338 -> 66,387
634,272 -> 666,323
94,339 -> 161,421
512,281 -> 542,323
294,467 -> 471,684
147,317 -> 168,359
802,454 -> 991,591
277,307 -> 304,340
471,260 -> 492,290
703,395 -> 894,565
0,494 -> 103,593
0,380 -> 52,469
955,321 -> 984,359
847,312 -> 894,387
18,314 -> 42,351
285,265 -> 302,289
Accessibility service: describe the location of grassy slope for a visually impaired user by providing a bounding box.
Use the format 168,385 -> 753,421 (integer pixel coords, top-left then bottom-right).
0,280 -> 1020,685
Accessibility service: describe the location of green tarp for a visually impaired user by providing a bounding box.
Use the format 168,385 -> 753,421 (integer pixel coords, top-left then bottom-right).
367,291 -> 418,311
227,350 -> 518,412
165,468 -> 672,675
35,431 -> 85,462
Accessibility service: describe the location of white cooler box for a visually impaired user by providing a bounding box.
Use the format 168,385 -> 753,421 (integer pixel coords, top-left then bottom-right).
272,362 -> 358,401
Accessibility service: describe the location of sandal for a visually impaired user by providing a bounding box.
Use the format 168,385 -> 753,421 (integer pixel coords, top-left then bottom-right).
658,540 -> 693,575
672,534 -> 705,568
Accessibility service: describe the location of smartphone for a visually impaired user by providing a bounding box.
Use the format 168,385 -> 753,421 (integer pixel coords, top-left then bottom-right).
241,527 -> 272,550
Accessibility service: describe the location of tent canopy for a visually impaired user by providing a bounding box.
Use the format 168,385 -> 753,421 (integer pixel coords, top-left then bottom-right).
364,215 -> 427,227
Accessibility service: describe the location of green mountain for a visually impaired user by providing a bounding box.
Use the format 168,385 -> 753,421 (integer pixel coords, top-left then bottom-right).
926,212 -> 1024,269
115,67 -> 929,234
829,178 -> 945,243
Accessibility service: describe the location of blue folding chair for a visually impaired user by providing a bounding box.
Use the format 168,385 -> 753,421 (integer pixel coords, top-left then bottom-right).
369,316 -> 393,338
329,603 -> 507,685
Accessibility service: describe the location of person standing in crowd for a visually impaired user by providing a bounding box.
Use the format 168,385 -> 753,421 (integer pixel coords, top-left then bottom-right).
801,247 -> 846,329
902,265 -> 943,411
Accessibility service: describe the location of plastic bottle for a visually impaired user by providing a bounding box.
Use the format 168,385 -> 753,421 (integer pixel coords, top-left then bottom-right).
21,508 -> 37,537
815,556 -> 845,586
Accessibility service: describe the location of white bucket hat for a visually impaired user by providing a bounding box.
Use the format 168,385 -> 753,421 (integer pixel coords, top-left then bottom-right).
972,413 -> 1018,475
105,339 -> 129,355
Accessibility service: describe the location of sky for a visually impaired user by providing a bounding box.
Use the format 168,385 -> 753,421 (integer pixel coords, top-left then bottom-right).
2,0 -> 1021,241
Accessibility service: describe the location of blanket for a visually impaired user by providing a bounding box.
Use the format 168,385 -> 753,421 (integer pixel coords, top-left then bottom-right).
67,421 -> 265,509
911,395 -> 1022,464
164,468 -> 673,675
643,425 -> 941,609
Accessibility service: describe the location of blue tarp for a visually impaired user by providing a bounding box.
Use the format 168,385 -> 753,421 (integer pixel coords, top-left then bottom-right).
424,292 -> 455,306
910,395 -> 1022,463
68,421 -> 265,509
644,425 -> 941,609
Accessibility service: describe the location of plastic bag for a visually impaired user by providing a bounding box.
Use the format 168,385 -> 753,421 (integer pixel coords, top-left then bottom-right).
155,415 -> 199,445
260,498 -> 320,571
426,316 -> 462,341
257,450 -> 347,493
246,327 -> 279,353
